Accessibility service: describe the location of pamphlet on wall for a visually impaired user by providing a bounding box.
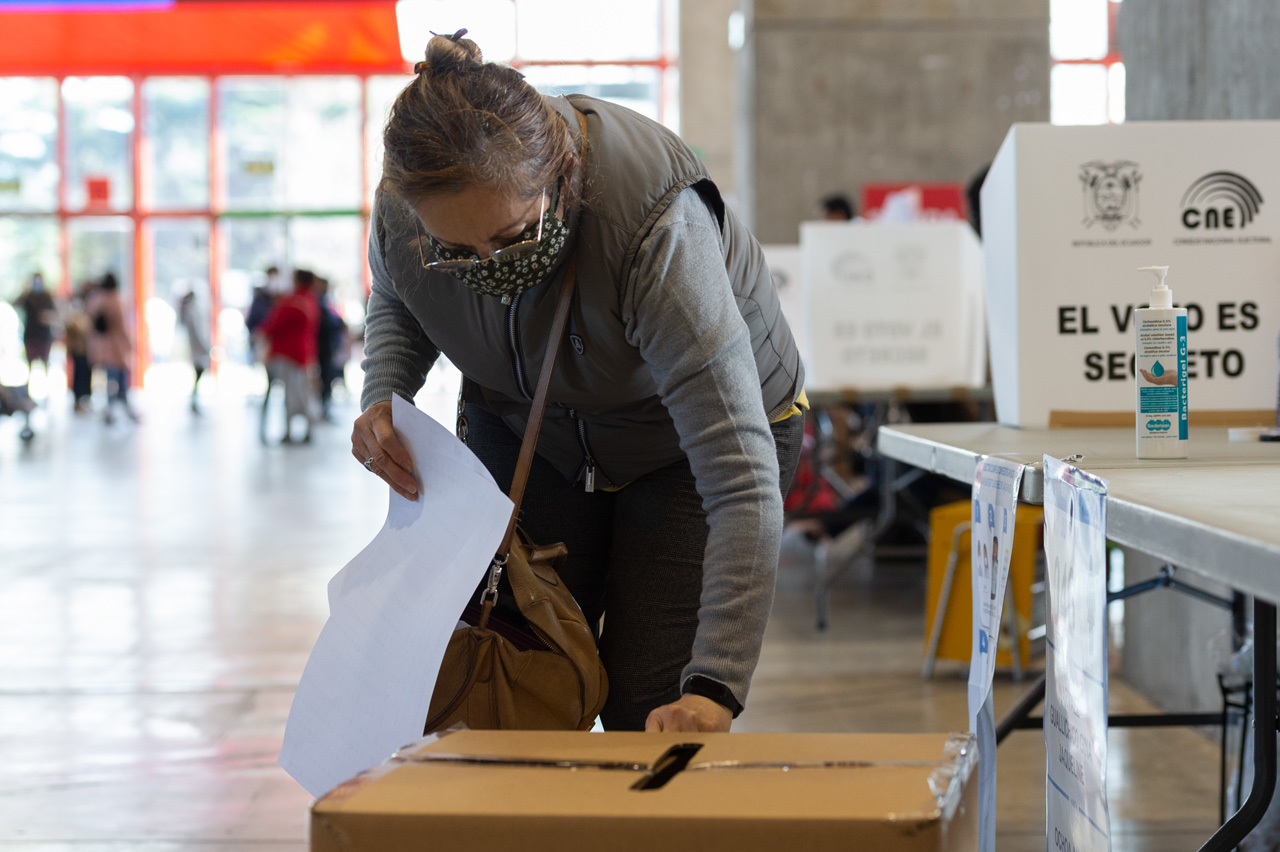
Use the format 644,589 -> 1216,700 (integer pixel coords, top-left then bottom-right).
1042,456 -> 1111,852
967,455 -> 1026,852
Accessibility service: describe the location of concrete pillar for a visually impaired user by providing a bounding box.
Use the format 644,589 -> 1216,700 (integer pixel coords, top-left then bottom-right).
738,0 -> 1049,243
678,0 -> 742,203
1118,1 -> 1276,748
1121,0 -> 1280,121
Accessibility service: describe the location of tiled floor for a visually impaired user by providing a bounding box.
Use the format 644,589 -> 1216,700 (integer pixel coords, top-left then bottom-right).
0,379 -> 1226,850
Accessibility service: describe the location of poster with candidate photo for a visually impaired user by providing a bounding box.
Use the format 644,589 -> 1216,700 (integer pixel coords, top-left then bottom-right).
967,455 -> 1026,852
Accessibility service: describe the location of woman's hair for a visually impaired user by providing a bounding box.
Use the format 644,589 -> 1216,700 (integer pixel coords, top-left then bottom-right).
100,272 -> 119,292
381,31 -> 578,208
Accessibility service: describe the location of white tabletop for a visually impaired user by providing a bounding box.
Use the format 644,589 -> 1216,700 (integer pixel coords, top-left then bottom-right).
876,424 -> 1280,602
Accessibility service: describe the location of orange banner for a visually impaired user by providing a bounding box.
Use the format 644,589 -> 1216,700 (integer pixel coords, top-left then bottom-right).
0,1 -> 405,75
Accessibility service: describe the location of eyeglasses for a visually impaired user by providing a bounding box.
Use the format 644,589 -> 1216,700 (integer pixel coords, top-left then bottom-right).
417,189 -> 547,273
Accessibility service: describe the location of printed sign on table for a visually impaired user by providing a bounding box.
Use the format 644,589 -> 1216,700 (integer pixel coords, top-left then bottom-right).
1042,456 -> 1111,852
967,455 -> 1026,852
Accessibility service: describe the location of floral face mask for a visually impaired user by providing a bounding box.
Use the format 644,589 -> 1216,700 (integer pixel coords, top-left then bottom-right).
419,184 -> 568,301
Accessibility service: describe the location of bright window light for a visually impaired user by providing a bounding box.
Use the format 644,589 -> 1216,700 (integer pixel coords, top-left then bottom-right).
1108,62 -> 1126,124
517,0 -> 660,61
521,64 -> 661,122
728,11 -> 745,51
1050,0 -> 1109,60
395,0 -> 516,65
1051,64 -> 1109,126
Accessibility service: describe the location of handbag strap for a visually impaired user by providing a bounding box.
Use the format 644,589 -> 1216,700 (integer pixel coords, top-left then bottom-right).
497,256 -> 576,557
495,107 -> 587,559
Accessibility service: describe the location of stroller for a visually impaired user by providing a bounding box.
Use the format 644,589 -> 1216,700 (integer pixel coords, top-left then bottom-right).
0,384 -> 35,442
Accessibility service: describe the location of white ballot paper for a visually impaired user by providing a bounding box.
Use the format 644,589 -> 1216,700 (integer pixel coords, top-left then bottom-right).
1042,456 -> 1111,852
966,455 -> 1026,852
278,394 -> 513,798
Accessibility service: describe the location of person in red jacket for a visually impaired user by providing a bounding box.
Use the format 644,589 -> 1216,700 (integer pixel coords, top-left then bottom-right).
259,269 -> 320,444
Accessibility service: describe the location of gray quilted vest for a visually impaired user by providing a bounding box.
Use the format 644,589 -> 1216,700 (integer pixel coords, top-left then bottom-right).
374,94 -> 802,487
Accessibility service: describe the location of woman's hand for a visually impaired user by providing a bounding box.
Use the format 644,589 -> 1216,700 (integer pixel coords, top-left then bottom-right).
351,400 -> 419,501
644,694 -> 732,733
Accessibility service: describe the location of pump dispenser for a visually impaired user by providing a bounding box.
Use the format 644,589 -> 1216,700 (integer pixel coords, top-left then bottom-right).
1134,265 -> 1188,458
1138,265 -> 1172,307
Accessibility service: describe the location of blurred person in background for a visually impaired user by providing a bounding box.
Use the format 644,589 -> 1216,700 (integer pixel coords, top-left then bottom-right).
965,163 -> 990,239
178,289 -> 211,414
87,272 -> 138,424
244,265 -> 278,370
314,276 -> 344,423
819,193 -> 856,222
12,271 -> 57,399
259,268 -> 319,444
332,310 -> 352,401
64,282 -> 93,413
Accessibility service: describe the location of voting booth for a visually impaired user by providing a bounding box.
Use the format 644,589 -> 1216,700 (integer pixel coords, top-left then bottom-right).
760,244 -> 812,375
795,222 -> 986,392
981,121 -> 1280,428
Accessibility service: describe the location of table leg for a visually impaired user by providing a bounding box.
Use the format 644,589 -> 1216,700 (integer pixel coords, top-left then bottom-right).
995,673 -> 1046,745
874,455 -> 899,540
1199,599 -> 1277,852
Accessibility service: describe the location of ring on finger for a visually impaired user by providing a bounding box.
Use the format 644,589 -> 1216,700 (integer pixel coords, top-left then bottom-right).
364,456 -> 376,472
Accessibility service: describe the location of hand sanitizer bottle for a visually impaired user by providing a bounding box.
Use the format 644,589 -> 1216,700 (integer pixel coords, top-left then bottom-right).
1134,266 -> 1188,458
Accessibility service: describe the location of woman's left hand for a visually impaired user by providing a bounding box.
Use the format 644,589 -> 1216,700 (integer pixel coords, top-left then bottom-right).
644,694 -> 732,732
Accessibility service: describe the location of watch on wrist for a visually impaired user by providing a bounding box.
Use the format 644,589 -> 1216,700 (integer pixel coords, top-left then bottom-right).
681,675 -> 743,718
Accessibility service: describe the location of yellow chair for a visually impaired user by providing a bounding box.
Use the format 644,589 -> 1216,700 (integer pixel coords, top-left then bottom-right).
922,500 -> 1043,677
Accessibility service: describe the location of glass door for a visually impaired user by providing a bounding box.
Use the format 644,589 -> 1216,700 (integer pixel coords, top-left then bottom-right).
143,217 -> 211,396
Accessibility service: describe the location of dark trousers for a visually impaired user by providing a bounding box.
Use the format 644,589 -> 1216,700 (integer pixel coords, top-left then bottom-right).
71,354 -> 92,401
464,403 -> 803,730
105,367 -> 130,407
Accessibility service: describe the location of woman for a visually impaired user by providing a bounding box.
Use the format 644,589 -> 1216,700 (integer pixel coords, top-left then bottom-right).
13,272 -> 57,395
87,272 -> 137,424
352,31 -> 805,732
178,290 -> 211,413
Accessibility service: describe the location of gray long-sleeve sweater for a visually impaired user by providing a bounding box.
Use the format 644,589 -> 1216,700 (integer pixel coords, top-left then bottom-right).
362,187 -> 791,709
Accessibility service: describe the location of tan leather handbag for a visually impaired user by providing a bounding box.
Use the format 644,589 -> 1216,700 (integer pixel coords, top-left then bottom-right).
423,517 -> 609,732
424,113 -> 608,731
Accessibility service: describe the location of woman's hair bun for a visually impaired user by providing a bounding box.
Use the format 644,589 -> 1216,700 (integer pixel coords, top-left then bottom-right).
417,29 -> 483,75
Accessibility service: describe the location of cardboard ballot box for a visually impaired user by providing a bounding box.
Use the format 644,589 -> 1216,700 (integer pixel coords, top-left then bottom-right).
312,730 -> 977,852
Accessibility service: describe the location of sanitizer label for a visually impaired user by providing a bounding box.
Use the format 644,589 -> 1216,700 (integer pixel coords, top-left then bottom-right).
1136,314 -> 1188,441
1177,315 -> 1188,439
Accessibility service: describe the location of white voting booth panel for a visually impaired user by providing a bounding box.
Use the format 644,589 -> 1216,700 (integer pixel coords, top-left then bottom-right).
759,244 -> 813,376
798,221 -> 986,391
982,121 -> 1280,428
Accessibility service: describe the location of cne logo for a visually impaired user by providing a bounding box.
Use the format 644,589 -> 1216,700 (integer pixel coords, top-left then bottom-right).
831,251 -> 874,286
1181,171 -> 1264,230
1079,160 -> 1142,231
